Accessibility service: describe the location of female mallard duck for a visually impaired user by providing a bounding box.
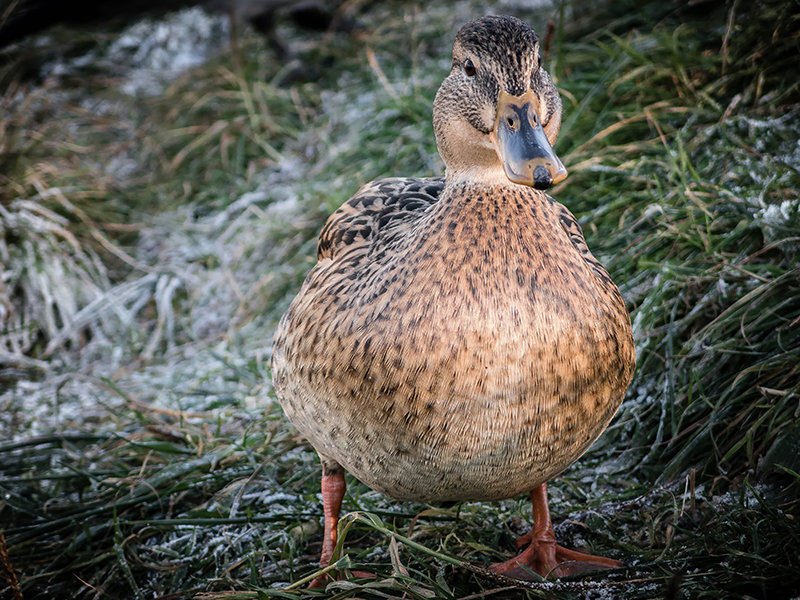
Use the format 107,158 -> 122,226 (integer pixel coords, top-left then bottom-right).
272,15 -> 635,581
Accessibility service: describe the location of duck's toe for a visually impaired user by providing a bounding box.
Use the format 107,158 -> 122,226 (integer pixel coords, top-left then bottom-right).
490,539 -> 622,580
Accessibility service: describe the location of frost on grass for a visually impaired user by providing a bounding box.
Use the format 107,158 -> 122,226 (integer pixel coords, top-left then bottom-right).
1,10 -> 231,368
693,110 -> 800,237
759,199 -> 800,240
1,170 -> 311,437
3,53 -> 328,440
0,198 -> 114,357
44,7 -> 230,97
140,483 -> 315,565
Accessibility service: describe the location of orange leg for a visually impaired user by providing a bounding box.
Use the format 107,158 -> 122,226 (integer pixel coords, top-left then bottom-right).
309,469 -> 346,588
490,483 -> 622,579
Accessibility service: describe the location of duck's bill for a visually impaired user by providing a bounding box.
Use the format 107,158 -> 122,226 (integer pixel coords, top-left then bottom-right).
490,89 -> 568,190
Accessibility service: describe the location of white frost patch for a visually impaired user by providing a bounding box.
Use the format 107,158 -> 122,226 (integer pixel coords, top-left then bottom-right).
707,482 -> 769,511
757,198 -> 800,240
106,7 -> 230,96
642,203 -> 665,220
43,7 -> 229,97
0,371 -> 125,441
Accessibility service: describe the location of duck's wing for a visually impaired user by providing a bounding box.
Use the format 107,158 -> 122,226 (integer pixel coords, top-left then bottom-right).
317,176 -> 445,261
552,199 -> 615,286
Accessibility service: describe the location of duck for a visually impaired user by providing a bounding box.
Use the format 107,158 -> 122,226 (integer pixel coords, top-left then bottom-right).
271,14 -> 636,583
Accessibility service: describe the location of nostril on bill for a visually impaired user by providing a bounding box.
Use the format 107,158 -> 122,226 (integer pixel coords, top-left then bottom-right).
532,165 -> 552,190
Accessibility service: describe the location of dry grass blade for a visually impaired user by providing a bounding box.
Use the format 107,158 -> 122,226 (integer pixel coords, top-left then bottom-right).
0,529 -> 23,600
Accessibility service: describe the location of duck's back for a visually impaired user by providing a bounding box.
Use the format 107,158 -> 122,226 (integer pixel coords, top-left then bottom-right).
272,178 -> 635,502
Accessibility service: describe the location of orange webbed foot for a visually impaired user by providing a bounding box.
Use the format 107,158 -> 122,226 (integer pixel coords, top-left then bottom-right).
489,483 -> 622,580
490,538 -> 622,579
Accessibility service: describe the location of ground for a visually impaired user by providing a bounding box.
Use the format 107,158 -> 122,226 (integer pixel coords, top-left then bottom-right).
1,0 -> 799,598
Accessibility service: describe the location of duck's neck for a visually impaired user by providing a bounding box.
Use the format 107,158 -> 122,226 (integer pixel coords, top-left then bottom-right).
411,176 -> 552,259
440,165 -> 552,208
442,164 -> 511,188
437,175 -> 549,216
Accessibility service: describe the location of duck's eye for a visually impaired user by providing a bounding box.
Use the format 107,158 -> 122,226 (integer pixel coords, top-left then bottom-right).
463,58 -> 477,77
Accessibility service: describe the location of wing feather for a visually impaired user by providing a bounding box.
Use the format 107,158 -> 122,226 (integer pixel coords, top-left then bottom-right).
317,177 -> 444,261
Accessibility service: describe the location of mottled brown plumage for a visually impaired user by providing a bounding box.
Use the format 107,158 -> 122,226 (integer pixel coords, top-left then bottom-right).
271,14 -> 635,582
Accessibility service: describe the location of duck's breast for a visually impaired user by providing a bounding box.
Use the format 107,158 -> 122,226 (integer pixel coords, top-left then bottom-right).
272,185 -> 634,501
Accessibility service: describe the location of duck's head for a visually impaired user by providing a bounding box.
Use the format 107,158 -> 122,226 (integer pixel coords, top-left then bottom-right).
433,15 -> 566,190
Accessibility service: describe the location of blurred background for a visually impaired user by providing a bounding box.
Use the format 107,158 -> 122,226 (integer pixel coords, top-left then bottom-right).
1,0 -> 799,598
